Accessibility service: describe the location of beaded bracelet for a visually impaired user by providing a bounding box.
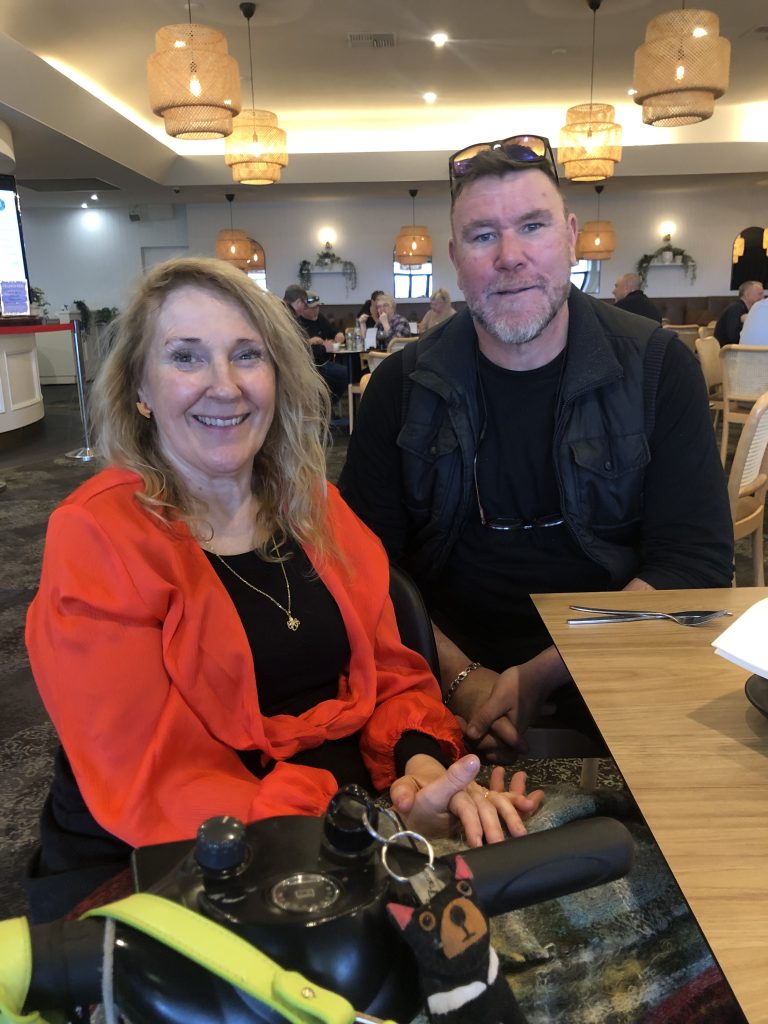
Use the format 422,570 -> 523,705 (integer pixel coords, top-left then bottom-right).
443,661 -> 481,706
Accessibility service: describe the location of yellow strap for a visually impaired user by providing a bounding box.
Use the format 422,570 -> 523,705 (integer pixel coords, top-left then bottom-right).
0,917 -> 51,1024
85,893 -> 396,1024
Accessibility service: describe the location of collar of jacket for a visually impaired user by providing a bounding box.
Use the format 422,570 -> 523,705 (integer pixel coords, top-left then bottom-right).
411,288 -> 627,406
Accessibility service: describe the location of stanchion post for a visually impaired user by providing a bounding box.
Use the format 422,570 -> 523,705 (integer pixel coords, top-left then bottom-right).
66,319 -> 96,462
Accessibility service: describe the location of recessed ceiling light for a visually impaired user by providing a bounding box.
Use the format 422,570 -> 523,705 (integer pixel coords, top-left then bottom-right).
80,202 -> 88,208
431,32 -> 448,47
627,87 -> 638,96
90,193 -> 98,200
423,91 -> 437,104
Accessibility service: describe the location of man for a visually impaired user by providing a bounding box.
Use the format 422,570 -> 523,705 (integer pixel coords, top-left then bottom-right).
283,284 -> 347,406
612,272 -> 662,323
735,292 -> 768,346
714,280 -> 764,347
340,138 -> 732,757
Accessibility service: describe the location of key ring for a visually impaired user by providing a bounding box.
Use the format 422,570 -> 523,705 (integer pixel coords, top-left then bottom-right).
361,804 -> 404,846
380,830 -> 435,884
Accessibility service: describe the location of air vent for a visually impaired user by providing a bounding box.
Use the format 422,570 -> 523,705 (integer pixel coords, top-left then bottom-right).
347,32 -> 396,49
17,178 -> 119,192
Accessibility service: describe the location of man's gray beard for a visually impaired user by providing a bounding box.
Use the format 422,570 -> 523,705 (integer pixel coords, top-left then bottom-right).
468,280 -> 570,346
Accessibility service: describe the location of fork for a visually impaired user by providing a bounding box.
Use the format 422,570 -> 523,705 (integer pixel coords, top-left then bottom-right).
567,606 -> 732,627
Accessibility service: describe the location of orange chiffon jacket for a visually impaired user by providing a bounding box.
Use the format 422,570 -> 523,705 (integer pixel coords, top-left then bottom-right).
26,468 -> 463,847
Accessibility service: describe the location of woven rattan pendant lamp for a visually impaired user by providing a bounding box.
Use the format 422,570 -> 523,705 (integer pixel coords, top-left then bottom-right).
215,194 -> 251,270
632,6 -> 731,126
394,189 -> 433,266
225,3 -> 288,185
575,185 -> 616,260
147,0 -> 241,139
559,0 -> 622,182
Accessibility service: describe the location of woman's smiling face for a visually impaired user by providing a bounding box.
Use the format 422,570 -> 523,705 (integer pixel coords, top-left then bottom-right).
138,284 -> 276,493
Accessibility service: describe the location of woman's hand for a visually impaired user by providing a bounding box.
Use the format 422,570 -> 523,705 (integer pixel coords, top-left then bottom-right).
389,754 -> 544,848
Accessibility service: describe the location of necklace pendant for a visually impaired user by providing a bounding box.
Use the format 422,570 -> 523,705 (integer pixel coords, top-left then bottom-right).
286,615 -> 301,631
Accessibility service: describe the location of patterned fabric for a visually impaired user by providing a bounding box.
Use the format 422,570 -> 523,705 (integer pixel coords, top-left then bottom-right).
409,783 -> 744,1024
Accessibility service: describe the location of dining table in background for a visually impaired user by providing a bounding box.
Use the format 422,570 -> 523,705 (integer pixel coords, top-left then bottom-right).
532,586 -> 768,1024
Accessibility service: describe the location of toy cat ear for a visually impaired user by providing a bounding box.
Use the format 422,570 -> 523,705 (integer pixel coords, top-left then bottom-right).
386,902 -> 415,931
453,855 -> 473,881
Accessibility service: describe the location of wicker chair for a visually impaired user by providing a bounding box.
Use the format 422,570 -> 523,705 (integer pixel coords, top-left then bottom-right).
718,345 -> 768,464
728,391 -> 768,586
695,335 -> 724,433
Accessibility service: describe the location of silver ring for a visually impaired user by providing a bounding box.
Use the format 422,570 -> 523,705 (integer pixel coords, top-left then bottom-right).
361,805 -> 403,846
380,830 -> 435,883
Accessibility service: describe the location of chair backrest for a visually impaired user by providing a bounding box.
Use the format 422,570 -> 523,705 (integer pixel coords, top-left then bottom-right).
387,563 -> 439,679
720,345 -> 768,402
695,335 -> 722,391
387,336 -> 417,354
667,324 -> 698,352
728,391 -> 768,508
364,350 -> 389,373
698,324 -> 715,339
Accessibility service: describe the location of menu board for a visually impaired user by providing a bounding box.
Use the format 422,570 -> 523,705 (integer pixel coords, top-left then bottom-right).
0,174 -> 31,316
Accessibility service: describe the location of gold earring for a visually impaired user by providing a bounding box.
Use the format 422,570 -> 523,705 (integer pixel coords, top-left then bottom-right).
136,401 -> 152,419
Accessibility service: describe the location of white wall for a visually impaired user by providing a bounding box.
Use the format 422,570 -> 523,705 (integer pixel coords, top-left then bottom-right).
20,179 -> 766,315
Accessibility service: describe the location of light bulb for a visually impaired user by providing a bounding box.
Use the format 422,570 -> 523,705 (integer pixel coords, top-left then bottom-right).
431,32 -> 448,47
675,64 -> 685,81
692,26 -> 707,38
189,73 -> 202,97
423,91 -> 437,104
594,236 -> 602,247
230,244 -> 236,255
411,241 -> 417,251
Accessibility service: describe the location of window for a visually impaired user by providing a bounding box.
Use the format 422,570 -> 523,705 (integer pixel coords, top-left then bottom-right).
393,260 -> 432,299
571,259 -> 600,294
247,268 -> 268,291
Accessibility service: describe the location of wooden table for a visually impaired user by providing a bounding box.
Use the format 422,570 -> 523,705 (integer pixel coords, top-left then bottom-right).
532,587 -> 768,1023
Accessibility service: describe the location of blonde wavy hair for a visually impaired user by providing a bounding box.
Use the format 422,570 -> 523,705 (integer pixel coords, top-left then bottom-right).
90,257 -> 334,559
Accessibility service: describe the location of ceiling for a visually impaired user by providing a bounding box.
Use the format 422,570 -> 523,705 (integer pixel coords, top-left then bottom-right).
1,0 -> 767,208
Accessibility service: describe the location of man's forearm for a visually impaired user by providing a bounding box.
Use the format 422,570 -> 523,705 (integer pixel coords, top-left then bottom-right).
433,623 -> 569,700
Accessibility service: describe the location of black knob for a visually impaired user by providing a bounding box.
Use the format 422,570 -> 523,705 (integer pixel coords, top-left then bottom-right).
323,785 -> 377,856
194,816 -> 247,873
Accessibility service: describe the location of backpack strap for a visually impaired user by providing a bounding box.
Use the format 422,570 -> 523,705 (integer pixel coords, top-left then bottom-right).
400,336 -> 419,423
643,330 -> 670,439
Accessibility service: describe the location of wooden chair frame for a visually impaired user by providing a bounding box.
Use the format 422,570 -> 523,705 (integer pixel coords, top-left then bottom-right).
728,391 -> 768,586
718,345 -> 768,464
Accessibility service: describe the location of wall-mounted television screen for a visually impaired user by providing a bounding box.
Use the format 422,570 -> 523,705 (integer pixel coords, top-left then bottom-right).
0,173 -> 31,316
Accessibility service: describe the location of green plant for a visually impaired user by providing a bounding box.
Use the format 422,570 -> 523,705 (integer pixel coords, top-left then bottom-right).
636,236 -> 697,289
298,260 -> 312,288
29,286 -> 49,315
94,306 -> 119,325
72,299 -> 92,332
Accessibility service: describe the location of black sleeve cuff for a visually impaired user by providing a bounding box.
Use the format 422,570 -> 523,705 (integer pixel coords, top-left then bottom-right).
394,731 -> 452,777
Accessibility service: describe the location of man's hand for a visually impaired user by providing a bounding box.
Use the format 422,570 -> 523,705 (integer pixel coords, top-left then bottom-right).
450,666 -> 556,758
389,754 -> 544,848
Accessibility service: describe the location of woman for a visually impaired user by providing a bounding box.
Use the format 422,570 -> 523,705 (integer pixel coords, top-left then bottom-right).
373,293 -> 411,350
418,288 -> 457,334
26,258 -> 541,918
356,289 -> 384,332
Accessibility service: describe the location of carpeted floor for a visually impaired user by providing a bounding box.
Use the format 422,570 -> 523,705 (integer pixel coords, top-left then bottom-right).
0,385 -> 757,1021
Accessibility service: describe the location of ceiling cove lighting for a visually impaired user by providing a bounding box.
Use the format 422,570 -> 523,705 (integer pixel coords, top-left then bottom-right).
575,184 -> 616,260
215,193 -> 251,269
559,0 -> 622,182
632,7 -> 730,126
147,0 -> 241,139
225,3 -> 288,186
394,189 -> 433,266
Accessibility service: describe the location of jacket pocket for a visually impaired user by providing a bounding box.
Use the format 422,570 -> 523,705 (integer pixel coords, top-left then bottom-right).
569,433 -> 649,529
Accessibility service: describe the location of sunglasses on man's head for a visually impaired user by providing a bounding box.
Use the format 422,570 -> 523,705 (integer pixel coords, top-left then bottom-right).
448,134 -> 559,192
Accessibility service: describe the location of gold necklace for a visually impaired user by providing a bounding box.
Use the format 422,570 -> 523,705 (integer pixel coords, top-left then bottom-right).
214,543 -> 300,631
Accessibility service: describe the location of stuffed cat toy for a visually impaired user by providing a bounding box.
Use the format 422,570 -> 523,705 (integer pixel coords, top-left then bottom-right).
386,855 -> 527,1024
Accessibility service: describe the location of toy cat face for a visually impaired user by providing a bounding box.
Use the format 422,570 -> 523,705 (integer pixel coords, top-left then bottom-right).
387,856 -> 490,971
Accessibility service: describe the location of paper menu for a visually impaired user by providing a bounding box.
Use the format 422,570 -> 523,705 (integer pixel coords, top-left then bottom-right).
711,598 -> 768,678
